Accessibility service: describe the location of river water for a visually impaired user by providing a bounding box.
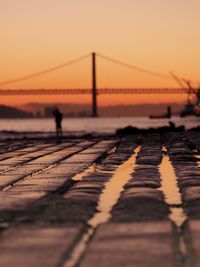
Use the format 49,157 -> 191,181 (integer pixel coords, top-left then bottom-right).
0,116 -> 199,135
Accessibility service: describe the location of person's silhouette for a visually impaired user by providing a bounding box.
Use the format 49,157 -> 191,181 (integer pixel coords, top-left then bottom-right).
52,107 -> 63,142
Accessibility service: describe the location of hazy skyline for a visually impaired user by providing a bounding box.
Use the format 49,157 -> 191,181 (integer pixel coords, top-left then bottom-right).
1,0 -> 200,106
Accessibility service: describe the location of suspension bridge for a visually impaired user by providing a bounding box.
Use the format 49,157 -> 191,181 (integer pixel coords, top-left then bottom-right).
0,52 -> 198,117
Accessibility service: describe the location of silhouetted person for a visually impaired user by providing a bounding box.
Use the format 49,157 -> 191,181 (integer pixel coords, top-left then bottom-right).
167,106 -> 171,118
52,107 -> 63,142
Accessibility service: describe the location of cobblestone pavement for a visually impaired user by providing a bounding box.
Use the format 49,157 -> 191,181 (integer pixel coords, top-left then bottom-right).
0,131 -> 199,267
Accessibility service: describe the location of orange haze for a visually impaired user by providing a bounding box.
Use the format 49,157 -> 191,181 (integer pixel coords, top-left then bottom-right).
0,0 -> 200,106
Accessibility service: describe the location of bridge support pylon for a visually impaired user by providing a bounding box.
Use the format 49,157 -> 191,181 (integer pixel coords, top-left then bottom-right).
92,52 -> 98,117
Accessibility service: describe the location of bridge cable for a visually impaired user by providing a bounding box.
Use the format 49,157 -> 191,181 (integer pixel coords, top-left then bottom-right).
0,53 -> 90,86
97,53 -> 173,81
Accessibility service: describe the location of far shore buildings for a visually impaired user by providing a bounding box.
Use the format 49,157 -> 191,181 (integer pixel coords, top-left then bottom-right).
44,107 -> 89,118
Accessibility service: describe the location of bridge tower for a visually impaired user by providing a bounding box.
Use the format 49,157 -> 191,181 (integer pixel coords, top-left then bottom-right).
92,52 -> 98,117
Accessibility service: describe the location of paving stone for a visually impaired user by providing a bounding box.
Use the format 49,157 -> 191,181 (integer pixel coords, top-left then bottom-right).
112,187 -> 169,222
0,226 -> 82,267
178,179 -> 200,188
63,154 -> 103,163
0,142 -> 93,189
124,180 -> 160,189
176,169 -> 200,177
83,172 -> 112,182
0,143 -> 72,167
71,182 -> 105,192
182,186 -> 200,202
136,155 -> 162,165
122,187 -> 164,201
0,144 -> 52,162
64,191 -> 100,203
0,141 -> 116,211
0,135 -> 197,266
188,220 -> 200,267
80,222 -> 174,267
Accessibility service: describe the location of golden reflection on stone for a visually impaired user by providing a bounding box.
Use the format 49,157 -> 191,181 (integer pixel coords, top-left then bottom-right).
72,164 -> 96,181
195,155 -> 200,168
64,146 -> 141,267
89,146 -> 141,227
159,147 -> 187,228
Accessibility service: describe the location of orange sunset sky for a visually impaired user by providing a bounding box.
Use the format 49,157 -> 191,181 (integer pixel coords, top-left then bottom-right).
0,0 -> 200,106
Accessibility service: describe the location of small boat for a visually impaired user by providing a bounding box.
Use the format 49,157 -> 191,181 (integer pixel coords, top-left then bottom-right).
149,106 -> 171,119
149,114 -> 171,119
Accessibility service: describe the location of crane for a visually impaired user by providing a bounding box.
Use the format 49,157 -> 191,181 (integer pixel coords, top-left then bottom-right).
169,72 -> 200,116
169,72 -> 192,104
182,79 -> 200,106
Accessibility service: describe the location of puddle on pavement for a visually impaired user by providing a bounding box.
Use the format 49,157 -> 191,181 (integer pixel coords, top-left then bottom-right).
159,147 -> 187,228
89,146 -> 141,226
71,144 -> 118,181
63,146 -> 141,267
72,164 -> 96,181
195,155 -> 200,167
107,145 -> 117,155
160,147 -> 188,265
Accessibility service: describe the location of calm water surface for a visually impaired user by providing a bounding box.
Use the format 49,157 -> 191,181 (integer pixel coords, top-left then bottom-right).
0,116 -> 199,134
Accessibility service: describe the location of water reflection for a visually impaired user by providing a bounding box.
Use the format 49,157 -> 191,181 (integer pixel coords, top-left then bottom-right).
72,164 -> 96,181
159,148 -> 187,228
64,146 -> 141,267
89,146 -> 140,226
195,155 -> 200,167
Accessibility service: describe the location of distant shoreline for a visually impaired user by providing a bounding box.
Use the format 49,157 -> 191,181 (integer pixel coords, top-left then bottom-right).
0,124 -> 199,141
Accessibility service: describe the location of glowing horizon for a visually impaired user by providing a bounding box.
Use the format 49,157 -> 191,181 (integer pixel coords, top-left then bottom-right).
1,0 -> 200,106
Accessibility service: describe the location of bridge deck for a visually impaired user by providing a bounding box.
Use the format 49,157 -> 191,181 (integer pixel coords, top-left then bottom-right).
0,88 -> 192,95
